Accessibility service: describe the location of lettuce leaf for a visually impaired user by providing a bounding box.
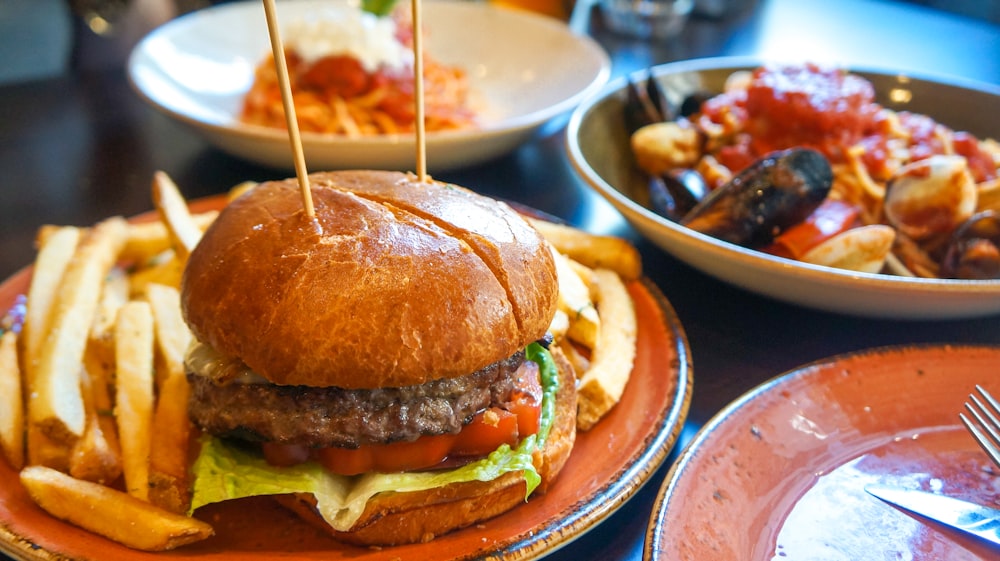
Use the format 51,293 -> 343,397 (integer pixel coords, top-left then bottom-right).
362,0 -> 398,17
188,343 -> 558,532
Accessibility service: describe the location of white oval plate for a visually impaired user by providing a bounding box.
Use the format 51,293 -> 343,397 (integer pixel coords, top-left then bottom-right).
567,56 -> 1000,320
128,0 -> 610,172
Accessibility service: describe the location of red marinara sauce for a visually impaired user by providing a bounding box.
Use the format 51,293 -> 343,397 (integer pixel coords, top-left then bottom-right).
744,63 -> 881,162
694,64 -> 997,185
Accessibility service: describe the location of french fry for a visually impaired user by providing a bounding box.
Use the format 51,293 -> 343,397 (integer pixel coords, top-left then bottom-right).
148,372 -> 193,513
21,226 -> 81,381
128,254 -> 185,295
83,334 -> 116,416
556,337 -> 591,378
40,212 -> 218,265
576,269 -> 637,431
527,217 -> 642,281
20,466 -> 214,551
91,267 -> 129,340
14,179 -> 226,549
145,283 -> 191,384
551,251 -> 600,350
548,308 -> 570,341
22,227 -> 84,469
26,426 -> 70,472
88,266 -> 129,372
151,171 -> 202,260
228,180 -> 258,201
0,331 -> 24,469
146,284 -> 194,513
30,217 -> 128,444
114,301 -> 155,501
69,365 -> 122,485
118,211 -> 217,263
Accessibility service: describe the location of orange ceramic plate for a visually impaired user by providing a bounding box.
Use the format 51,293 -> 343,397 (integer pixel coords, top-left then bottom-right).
0,196 -> 692,561
647,344 -> 1000,561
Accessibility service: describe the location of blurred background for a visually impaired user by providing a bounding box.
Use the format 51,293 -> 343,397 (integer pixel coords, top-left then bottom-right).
2,0 -> 998,85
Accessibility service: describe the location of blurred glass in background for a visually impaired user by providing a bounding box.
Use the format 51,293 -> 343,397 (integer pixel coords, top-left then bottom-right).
598,0 -> 692,38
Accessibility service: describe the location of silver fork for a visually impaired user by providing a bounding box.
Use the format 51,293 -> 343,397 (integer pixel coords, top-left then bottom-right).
960,385 -> 1000,469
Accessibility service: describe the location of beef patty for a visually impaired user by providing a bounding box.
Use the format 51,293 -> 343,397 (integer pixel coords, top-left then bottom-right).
187,351 -> 532,449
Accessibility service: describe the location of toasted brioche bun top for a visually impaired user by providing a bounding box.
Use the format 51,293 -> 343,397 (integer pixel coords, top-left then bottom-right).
181,170 -> 559,389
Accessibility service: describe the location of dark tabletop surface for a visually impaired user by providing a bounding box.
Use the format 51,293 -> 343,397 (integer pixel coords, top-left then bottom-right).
1,0 -> 999,559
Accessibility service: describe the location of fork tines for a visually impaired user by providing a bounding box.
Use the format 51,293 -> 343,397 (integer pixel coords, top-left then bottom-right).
960,385 -> 1000,469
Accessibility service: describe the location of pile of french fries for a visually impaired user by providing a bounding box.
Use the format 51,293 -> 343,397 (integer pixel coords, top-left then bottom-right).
0,172 -> 641,551
528,218 -> 641,432
1,173 -> 217,551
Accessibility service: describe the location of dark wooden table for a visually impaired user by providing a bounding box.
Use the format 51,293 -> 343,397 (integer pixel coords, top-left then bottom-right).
1,0 -> 998,559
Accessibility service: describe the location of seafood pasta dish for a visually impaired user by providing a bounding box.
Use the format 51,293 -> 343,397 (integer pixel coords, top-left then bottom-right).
629,63 -> 1000,280
240,3 -> 477,136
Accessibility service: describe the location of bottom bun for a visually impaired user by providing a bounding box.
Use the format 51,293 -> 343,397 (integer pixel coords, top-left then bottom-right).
276,346 -> 578,546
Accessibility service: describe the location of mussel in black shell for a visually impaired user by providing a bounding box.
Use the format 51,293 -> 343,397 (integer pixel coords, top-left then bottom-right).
680,148 -> 834,248
624,71 -> 673,134
941,210 -> 1000,279
647,168 -> 708,221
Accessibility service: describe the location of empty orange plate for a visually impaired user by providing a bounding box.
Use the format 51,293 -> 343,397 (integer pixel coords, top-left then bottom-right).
0,196 -> 693,560
647,343 -> 1000,560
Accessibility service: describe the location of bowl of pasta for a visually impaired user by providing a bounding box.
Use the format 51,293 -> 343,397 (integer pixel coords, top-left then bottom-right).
567,56 -> 1000,319
128,0 -> 610,172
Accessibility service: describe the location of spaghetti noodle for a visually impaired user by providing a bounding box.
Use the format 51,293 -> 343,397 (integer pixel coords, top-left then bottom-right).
240,7 -> 477,137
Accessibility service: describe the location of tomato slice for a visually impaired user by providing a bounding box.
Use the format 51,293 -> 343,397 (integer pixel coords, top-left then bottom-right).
313,446 -> 373,477
264,361 -> 545,476
452,408 -> 519,457
508,362 -> 543,438
261,442 -> 310,467
314,433 -> 456,476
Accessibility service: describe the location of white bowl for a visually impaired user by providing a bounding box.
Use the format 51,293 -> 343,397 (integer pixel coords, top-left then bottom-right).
566,56 -> 1000,319
128,0 -> 610,173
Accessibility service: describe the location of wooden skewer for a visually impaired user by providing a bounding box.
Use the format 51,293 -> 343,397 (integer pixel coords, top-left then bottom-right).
411,0 -> 428,182
261,0 -> 315,218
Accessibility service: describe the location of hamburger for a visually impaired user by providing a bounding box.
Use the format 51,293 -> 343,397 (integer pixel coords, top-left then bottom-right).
180,170 -> 577,545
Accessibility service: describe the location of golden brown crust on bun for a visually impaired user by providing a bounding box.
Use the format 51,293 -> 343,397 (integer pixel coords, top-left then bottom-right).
181,170 -> 558,389
276,346 -> 578,546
